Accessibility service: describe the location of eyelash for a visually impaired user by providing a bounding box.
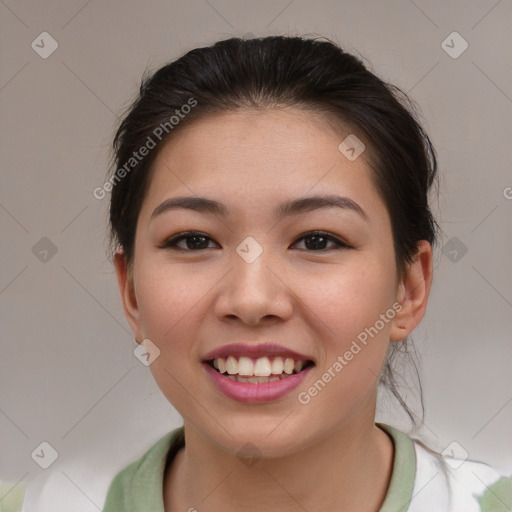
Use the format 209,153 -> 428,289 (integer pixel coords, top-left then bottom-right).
159,230 -> 351,252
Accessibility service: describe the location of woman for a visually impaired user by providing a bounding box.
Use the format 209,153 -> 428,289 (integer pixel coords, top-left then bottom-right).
103,35 -> 509,511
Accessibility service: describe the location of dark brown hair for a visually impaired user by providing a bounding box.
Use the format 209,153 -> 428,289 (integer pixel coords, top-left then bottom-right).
105,35 -> 439,428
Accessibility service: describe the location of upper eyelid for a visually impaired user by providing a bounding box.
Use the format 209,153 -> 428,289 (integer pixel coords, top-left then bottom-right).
158,231 -> 217,250
294,231 -> 350,247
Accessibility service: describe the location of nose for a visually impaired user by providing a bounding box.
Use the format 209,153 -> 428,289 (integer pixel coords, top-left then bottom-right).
213,247 -> 294,327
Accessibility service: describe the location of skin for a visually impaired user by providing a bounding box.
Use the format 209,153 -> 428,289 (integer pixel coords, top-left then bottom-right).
114,108 -> 432,511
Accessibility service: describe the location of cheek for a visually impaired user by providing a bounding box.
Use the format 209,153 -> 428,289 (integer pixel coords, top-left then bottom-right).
298,259 -> 397,345
295,264 -> 397,421
134,266 -> 210,408
135,264 -> 207,347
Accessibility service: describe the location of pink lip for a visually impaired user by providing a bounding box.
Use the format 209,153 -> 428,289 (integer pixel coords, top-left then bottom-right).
202,343 -> 313,362
202,363 -> 314,403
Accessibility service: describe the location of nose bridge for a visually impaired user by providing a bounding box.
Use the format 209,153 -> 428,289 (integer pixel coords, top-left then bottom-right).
233,237 -> 278,300
215,236 -> 292,324
235,244 -> 273,289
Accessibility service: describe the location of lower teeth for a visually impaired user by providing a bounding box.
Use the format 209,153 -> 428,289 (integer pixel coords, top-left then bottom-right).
224,373 -> 294,383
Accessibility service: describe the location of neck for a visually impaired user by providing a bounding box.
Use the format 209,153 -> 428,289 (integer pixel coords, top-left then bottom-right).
164,414 -> 394,512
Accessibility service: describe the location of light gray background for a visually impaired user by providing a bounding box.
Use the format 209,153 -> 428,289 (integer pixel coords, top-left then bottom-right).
1,0 -> 511,510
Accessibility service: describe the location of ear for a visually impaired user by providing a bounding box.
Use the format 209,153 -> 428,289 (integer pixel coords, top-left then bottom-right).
114,248 -> 143,343
390,240 -> 433,342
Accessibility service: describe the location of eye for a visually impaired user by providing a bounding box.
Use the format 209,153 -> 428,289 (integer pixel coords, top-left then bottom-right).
159,231 -> 218,251
292,231 -> 350,251
159,230 -> 351,252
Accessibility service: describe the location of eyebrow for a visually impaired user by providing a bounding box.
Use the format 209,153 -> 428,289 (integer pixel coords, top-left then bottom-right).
150,194 -> 368,221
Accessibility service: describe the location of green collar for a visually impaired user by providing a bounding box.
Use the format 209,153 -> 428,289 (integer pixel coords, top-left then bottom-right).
377,422 -> 416,512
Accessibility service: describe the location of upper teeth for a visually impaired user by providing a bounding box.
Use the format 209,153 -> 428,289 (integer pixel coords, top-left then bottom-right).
213,356 -> 305,376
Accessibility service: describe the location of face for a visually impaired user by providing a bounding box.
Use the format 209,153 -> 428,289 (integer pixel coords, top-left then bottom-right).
116,108 -> 428,457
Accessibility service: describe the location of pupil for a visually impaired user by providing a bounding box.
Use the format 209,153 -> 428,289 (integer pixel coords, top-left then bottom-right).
187,235 -> 208,250
305,235 -> 326,250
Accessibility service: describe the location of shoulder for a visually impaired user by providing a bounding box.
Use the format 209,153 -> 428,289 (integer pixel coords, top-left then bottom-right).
410,437 -> 512,512
102,427 -> 184,512
378,423 -> 511,512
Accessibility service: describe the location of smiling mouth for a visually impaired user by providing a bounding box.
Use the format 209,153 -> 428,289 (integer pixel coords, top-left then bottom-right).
206,356 -> 315,383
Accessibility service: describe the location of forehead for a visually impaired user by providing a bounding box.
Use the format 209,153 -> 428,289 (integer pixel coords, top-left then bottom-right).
140,108 -> 383,219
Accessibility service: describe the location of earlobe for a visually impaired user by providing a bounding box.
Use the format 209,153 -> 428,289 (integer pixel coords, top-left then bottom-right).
113,248 -> 143,342
390,241 -> 433,342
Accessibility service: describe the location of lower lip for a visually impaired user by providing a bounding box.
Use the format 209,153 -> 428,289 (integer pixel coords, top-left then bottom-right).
203,363 -> 313,403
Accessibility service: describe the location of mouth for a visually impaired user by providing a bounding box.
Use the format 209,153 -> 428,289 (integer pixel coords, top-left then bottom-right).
205,356 -> 315,383
201,343 -> 316,402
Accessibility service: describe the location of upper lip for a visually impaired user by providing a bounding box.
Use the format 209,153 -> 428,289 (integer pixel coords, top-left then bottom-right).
202,343 -> 314,362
